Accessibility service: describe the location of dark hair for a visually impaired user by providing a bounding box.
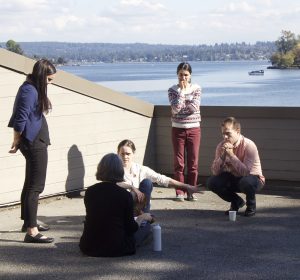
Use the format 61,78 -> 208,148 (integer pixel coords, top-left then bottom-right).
221,117 -> 241,132
176,62 -> 192,75
96,153 -> 124,183
28,59 -> 56,114
117,139 -> 136,153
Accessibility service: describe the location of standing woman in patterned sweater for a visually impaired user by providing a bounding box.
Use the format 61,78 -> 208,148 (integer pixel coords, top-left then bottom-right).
168,62 -> 202,201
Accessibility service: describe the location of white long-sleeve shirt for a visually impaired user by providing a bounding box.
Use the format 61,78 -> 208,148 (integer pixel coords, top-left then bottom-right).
124,162 -> 170,189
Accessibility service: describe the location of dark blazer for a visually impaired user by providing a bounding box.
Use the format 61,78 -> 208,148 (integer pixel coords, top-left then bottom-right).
8,82 -> 43,143
79,182 -> 139,257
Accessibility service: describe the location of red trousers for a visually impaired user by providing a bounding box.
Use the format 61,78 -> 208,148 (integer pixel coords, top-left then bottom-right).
172,127 -> 201,195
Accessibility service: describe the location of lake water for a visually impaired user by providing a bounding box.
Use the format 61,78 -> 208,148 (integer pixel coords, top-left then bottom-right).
59,61 -> 300,106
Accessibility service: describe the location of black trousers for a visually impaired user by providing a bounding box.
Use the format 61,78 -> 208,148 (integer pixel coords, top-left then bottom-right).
19,139 -> 48,228
206,172 -> 264,209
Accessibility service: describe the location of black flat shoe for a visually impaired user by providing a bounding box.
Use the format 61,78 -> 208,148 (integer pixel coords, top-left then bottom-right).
225,200 -> 246,215
37,224 -> 50,231
244,207 -> 256,217
24,233 -> 54,243
21,224 -> 50,232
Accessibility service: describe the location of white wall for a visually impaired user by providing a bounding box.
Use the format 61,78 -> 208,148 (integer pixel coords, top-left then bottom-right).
0,61 -> 153,205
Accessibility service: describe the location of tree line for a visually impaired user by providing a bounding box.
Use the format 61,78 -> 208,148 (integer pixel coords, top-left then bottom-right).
3,31 -> 300,67
1,40 -> 276,64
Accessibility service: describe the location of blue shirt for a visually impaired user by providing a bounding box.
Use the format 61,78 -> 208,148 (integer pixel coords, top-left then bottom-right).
8,82 -> 43,143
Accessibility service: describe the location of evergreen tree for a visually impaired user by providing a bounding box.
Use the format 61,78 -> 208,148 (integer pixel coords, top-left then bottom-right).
271,30 -> 300,68
6,39 -> 24,55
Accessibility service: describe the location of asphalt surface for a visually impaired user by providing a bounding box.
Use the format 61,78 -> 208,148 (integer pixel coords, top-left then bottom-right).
1,187 -> 300,280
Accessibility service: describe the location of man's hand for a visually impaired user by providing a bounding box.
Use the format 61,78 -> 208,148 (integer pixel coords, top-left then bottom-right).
221,142 -> 234,157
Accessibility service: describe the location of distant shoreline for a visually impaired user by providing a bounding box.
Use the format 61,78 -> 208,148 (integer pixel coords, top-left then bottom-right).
2,41 -> 276,64
267,65 -> 300,70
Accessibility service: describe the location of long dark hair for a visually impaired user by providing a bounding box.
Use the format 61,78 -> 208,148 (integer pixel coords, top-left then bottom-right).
176,62 -> 192,75
27,59 -> 56,114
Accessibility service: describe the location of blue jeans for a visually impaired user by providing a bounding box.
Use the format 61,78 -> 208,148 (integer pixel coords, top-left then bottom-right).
139,179 -> 153,213
134,221 -> 152,247
206,172 -> 264,209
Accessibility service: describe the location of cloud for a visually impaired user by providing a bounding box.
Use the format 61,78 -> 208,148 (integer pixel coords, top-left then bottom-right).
84,0 -> 169,41
120,0 -> 165,11
0,0 -> 51,13
214,1 -> 255,15
54,15 -> 84,30
0,0 -> 299,44
199,0 -> 299,43
106,0 -> 166,18
0,0 -> 84,41
259,0 -> 273,6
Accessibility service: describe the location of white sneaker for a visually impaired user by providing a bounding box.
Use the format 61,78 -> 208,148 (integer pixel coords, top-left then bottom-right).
175,194 -> 184,202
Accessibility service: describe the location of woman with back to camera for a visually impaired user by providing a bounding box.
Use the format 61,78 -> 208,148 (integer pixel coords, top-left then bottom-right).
117,139 -> 200,213
8,59 -> 56,243
168,62 -> 202,202
79,153 -> 153,257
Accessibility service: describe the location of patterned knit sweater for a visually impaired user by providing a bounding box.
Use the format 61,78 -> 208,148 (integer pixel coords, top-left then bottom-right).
168,83 -> 201,128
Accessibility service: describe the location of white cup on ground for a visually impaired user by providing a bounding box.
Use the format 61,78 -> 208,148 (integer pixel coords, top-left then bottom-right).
229,211 -> 237,221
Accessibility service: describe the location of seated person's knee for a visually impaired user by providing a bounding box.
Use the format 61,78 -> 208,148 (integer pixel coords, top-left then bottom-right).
139,179 -> 153,192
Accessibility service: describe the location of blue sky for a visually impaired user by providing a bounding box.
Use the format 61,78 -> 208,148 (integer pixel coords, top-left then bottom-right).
1,0 -> 300,44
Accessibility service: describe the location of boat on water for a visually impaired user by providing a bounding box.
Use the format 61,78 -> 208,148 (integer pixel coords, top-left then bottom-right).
248,70 -> 264,75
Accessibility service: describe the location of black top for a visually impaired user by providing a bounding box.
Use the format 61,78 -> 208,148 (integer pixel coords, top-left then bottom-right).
79,182 -> 138,257
36,115 -> 50,145
20,115 -> 50,148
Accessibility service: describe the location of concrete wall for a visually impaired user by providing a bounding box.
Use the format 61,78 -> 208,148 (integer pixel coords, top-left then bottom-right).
152,106 -> 300,183
0,49 -> 154,205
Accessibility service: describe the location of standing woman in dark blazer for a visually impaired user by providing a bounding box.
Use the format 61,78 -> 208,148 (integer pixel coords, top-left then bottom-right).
8,59 -> 56,243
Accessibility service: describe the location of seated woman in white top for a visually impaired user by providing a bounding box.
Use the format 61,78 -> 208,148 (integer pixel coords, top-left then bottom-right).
117,139 -> 200,213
